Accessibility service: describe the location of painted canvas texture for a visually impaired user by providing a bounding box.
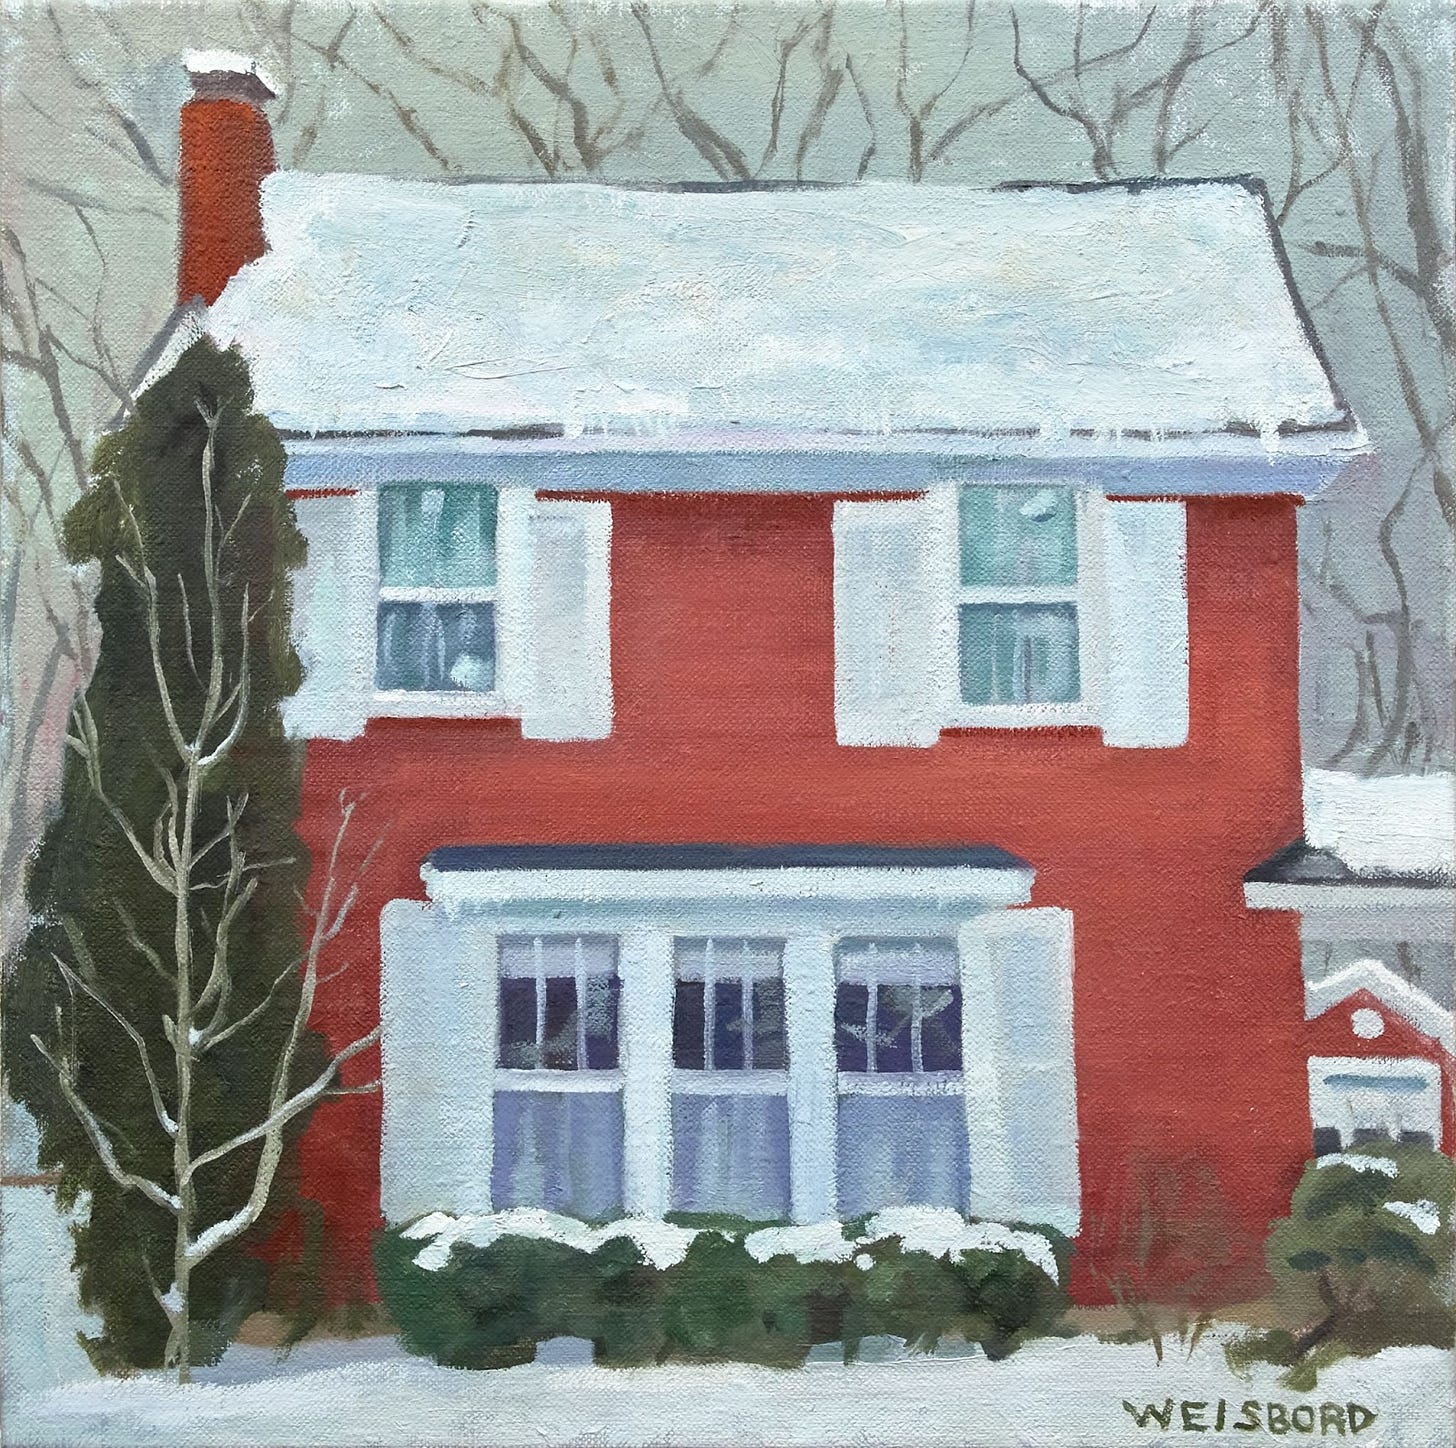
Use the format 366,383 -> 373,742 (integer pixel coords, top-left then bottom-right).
1,3 -> 1453,1446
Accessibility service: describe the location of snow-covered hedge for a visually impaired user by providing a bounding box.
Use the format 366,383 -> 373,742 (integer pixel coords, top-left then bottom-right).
1229,1142 -> 1454,1389
375,1208 -> 1070,1369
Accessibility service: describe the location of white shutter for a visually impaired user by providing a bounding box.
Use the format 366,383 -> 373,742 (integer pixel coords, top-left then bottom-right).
521,500 -> 613,741
284,489 -> 378,740
959,908 -> 1079,1233
1100,501 -> 1189,748
493,485 -> 534,715
380,900 -> 498,1222
832,496 -> 951,747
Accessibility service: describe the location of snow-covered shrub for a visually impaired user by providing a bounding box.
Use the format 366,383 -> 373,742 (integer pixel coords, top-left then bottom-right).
375,1209 -> 1069,1369
1228,1142 -> 1454,1389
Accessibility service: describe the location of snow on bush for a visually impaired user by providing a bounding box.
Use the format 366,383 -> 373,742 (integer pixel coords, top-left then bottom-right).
402,1208 -> 699,1271
860,1207 -> 1062,1282
742,1222 -> 855,1266
405,1207 -> 1061,1283
379,1209 -> 1071,1370
1314,1152 -> 1399,1177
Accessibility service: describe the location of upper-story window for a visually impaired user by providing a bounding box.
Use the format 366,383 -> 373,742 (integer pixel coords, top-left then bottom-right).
376,483 -> 499,701
956,485 -> 1092,716
833,481 -> 1187,748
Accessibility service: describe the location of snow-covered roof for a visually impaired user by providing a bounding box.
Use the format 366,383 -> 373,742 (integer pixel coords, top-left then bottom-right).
1305,960 -> 1455,1054
1304,769 -> 1455,882
206,173 -> 1356,447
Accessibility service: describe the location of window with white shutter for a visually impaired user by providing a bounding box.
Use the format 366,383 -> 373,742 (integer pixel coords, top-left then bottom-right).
286,483 -> 612,740
832,484 -> 1188,749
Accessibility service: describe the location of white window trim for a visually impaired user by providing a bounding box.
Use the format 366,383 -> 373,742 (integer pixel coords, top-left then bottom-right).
495,1068 -> 623,1093
371,480 -> 527,721
672,1069 -> 789,1096
939,483 -> 1106,731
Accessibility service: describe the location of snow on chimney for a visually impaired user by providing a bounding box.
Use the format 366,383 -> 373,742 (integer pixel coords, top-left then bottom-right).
178,51 -> 277,306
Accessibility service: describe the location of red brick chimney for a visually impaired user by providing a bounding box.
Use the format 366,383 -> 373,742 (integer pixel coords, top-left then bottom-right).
178,52 -> 277,306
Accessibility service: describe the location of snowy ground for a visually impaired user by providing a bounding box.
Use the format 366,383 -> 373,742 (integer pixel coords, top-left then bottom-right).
4,1181 -> 1453,1448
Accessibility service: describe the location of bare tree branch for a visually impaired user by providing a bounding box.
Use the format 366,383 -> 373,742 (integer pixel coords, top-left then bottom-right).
631,2 -> 751,180
30,1032 -> 182,1214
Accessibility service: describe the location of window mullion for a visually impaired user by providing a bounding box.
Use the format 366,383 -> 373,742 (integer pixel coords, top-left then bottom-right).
533,934 -> 546,1069
910,943 -> 924,1075
741,940 -> 754,1072
703,937 -> 716,1072
865,943 -> 878,1074
574,935 -> 588,1071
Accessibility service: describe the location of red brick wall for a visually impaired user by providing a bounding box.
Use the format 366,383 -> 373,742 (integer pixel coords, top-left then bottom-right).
293,490 -> 1307,1304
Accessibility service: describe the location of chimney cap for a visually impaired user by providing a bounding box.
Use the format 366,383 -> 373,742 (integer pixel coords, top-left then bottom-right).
184,50 -> 278,103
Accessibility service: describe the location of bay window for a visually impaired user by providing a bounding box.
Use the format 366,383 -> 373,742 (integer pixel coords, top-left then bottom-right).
380,865 -> 1078,1233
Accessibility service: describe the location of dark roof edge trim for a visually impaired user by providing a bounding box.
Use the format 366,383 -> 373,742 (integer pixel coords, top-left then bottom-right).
424,843 -> 1032,874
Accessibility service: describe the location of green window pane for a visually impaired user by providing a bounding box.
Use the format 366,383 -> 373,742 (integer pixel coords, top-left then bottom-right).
378,484 -> 498,587
959,486 -> 1077,586
959,603 -> 1081,705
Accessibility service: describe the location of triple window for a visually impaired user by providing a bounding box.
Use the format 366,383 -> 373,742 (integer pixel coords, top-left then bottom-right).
488,931 -> 974,1223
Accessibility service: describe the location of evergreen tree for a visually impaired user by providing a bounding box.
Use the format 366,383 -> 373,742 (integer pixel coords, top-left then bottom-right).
4,338 -> 346,1372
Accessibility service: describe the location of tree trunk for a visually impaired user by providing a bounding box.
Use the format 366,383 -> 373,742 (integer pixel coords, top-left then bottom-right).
171,761 -> 200,1384
168,1251 -> 193,1385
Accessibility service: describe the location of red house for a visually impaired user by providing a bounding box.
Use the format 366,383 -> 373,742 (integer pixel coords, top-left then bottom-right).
156,53 -> 1419,1304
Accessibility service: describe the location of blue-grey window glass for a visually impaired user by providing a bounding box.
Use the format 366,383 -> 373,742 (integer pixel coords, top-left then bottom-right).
497,936 -> 619,1071
837,1095 -> 969,1217
375,601 -> 496,693
959,602 -> 1080,706
671,1094 -> 791,1221
492,1091 -> 623,1220
379,483 -> 497,588
834,940 -> 961,1074
959,486 -> 1077,587
672,939 -> 786,1071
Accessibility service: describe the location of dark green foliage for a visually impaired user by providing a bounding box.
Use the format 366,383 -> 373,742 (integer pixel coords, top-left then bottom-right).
4,338 -> 325,1368
375,1216 -> 1070,1369
1228,1143 -> 1455,1388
